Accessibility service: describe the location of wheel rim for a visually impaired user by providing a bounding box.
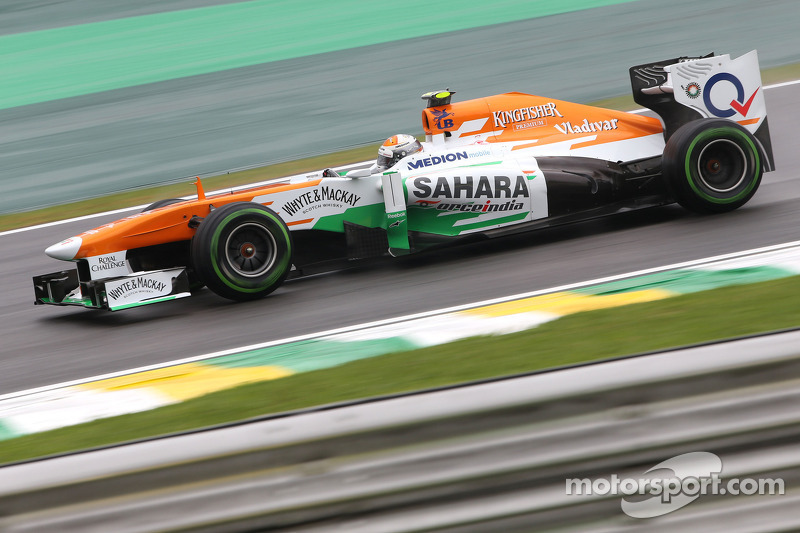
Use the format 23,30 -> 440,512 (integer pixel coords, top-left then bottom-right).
224,222 -> 277,277
696,139 -> 747,193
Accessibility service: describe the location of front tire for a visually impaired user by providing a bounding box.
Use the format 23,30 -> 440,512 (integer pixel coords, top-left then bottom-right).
190,202 -> 292,301
663,119 -> 763,213
141,198 -> 184,212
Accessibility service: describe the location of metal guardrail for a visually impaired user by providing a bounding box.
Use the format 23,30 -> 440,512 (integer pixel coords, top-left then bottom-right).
1,330 -> 800,532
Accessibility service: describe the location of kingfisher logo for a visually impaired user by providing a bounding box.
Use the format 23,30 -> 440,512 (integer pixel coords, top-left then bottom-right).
430,108 -> 455,129
703,73 -> 760,118
493,103 -> 563,128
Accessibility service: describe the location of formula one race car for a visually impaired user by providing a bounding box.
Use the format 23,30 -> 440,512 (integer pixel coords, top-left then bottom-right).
34,50 -> 774,310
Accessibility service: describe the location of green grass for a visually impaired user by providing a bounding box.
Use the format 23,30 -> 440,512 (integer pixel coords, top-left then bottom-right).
3,64 -> 798,233
3,275 -> 800,464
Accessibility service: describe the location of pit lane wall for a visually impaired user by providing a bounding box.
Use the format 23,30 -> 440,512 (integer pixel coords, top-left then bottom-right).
3,243 -> 800,441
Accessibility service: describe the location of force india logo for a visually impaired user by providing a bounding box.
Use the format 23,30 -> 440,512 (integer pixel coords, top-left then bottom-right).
415,199 -> 525,212
282,186 -> 361,216
683,82 -> 702,99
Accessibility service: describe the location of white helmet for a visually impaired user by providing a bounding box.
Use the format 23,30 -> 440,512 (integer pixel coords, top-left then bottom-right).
376,134 -> 422,171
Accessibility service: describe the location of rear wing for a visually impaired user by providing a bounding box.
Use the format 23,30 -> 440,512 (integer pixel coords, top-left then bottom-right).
630,50 -> 774,171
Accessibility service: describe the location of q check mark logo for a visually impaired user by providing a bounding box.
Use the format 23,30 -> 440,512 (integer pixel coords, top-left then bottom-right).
703,73 -> 760,118
728,86 -> 759,116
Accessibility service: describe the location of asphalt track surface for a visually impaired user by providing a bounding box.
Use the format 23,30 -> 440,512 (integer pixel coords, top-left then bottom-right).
2,0 -> 800,393
2,0 -> 799,212
0,82 -> 796,395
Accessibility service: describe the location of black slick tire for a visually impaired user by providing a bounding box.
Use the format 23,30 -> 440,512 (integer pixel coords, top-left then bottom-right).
190,202 -> 292,301
662,119 -> 763,213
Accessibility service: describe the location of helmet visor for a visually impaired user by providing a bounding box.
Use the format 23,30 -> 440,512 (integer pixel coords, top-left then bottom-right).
376,147 -> 395,170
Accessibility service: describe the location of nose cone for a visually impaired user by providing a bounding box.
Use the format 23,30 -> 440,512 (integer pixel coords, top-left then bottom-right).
45,237 -> 82,260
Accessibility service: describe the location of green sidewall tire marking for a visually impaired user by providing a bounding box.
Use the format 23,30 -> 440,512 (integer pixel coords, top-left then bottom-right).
683,127 -> 761,205
206,207 -> 291,294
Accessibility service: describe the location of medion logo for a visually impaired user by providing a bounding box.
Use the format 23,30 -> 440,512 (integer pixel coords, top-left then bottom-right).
554,118 -> 619,134
493,103 -> 563,128
408,151 -> 469,170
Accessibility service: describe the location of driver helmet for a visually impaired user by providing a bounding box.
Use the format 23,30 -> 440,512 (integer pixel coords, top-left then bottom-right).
376,134 -> 422,171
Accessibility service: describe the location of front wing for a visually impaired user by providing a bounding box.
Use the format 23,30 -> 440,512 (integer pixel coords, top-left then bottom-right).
33,268 -> 191,311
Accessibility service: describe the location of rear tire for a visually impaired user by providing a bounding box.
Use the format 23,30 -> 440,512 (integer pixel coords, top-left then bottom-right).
190,202 -> 292,301
663,119 -> 762,213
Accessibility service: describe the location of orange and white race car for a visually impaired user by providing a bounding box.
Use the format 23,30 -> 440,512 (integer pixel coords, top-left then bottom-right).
34,51 -> 774,310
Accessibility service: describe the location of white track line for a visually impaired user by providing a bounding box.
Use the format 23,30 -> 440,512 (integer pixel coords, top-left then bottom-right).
3,80 -> 798,238
3,238 -> 800,402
